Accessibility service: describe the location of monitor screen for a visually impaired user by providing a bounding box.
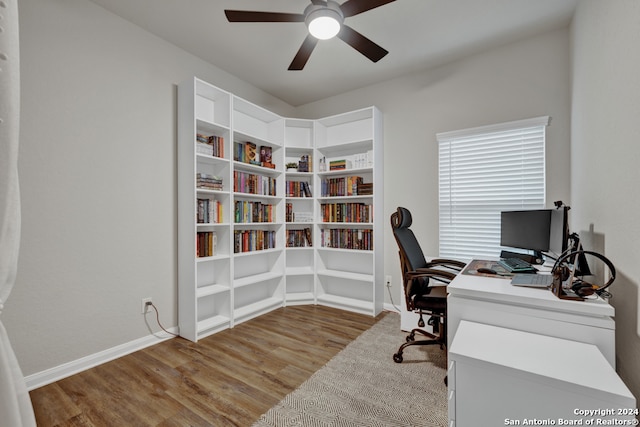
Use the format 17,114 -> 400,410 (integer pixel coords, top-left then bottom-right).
548,207 -> 569,255
500,209 -> 552,253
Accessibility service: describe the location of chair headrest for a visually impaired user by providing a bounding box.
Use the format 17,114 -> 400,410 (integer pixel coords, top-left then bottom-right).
396,207 -> 413,229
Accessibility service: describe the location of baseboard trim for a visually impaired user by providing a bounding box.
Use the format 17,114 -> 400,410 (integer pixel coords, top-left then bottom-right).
383,302 -> 400,313
26,304 -> 396,390
24,327 -> 178,391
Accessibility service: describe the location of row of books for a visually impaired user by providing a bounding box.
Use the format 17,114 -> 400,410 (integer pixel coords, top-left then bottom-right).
321,152 -> 372,171
196,173 -> 223,191
285,180 -> 312,197
320,228 -> 373,251
196,133 -> 224,158
321,176 -> 367,197
320,203 -> 373,223
234,141 -> 275,169
234,201 -> 274,223
233,171 -> 277,196
329,159 -> 349,170
287,228 -> 313,247
234,229 -> 276,253
356,182 -> 373,195
197,198 -> 223,223
196,231 -> 217,257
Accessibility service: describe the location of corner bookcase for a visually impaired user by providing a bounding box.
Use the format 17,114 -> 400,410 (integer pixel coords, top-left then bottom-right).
178,77 -> 383,342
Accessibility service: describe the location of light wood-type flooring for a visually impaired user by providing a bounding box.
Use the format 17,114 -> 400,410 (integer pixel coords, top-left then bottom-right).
30,305 -> 386,426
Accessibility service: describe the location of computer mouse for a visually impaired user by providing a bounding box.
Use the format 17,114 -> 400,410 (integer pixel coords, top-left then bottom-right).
477,267 -> 498,275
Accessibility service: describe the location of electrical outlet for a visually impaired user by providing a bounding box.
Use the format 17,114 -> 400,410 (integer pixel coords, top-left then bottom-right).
141,298 -> 152,314
386,275 -> 392,287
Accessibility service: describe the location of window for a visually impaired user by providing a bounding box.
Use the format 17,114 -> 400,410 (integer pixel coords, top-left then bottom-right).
437,116 -> 549,260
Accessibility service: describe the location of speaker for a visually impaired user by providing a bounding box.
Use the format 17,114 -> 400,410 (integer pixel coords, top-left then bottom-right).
551,250 -> 616,300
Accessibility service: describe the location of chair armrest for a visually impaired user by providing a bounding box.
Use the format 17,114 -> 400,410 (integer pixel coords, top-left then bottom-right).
407,268 -> 457,283
426,258 -> 466,271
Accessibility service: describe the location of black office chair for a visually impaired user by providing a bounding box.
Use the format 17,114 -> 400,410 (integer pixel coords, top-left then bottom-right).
390,207 -> 466,365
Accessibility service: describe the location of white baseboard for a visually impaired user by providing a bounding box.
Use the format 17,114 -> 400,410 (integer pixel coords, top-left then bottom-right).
383,302 -> 400,313
24,327 -> 178,391
26,305 -> 397,390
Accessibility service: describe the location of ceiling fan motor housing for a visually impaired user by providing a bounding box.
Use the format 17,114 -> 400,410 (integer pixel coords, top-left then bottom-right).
305,1 -> 344,39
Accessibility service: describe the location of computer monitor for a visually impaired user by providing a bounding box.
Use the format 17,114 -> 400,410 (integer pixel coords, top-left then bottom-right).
500,209 -> 552,258
549,206 -> 569,255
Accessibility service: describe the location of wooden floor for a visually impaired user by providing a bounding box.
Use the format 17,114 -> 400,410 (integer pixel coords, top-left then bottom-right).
30,305 -> 386,426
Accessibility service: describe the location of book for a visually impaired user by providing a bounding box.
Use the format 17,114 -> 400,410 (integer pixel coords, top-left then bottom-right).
298,154 -> 311,172
245,141 -> 259,165
330,159 -> 347,170
196,173 -> 223,190
260,145 -> 275,168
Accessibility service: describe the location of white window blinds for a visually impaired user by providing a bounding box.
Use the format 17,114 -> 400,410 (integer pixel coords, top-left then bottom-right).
437,116 -> 549,260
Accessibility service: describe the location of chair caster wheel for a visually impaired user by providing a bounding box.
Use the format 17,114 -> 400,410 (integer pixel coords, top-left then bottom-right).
393,353 -> 403,363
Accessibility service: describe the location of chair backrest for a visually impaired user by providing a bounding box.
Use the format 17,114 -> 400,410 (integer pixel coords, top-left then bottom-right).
391,207 -> 430,310
390,207 -> 428,272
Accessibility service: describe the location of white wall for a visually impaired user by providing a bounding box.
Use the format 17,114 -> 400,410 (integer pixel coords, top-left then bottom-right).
296,29 -> 572,314
3,0 -> 294,380
571,0 -> 640,400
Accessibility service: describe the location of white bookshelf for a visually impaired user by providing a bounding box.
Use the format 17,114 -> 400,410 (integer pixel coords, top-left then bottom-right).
178,78 -> 232,341
314,107 -> 384,316
230,96 -> 286,326
178,77 -> 383,342
284,119 -> 316,306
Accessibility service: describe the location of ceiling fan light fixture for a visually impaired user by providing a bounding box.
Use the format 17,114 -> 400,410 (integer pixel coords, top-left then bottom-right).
308,15 -> 340,39
305,2 -> 343,40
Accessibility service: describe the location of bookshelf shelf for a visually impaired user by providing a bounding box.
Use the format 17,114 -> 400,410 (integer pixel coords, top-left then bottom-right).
197,284 -> 230,298
233,193 -> 280,201
317,268 -> 374,282
234,271 -> 282,289
234,297 -> 282,323
197,315 -> 231,339
196,222 -> 230,228
196,254 -> 230,262
316,294 -> 372,315
233,161 -> 280,175
179,77 -> 382,343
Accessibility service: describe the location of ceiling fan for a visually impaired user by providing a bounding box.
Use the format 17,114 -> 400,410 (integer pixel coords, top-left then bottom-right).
224,0 -> 396,70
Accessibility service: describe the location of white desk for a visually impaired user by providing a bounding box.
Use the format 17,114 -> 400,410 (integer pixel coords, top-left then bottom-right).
447,263 -> 616,367
448,321 -> 635,427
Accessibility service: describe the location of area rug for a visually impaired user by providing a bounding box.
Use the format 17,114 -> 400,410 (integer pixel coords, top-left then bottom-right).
252,312 -> 448,427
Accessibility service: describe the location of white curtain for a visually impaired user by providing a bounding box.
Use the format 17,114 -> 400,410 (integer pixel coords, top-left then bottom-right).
0,0 -> 37,425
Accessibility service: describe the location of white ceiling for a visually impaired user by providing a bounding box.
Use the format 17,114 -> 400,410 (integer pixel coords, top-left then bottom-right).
86,0 -> 579,106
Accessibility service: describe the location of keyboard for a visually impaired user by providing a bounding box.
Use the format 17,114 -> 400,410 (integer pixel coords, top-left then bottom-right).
498,257 -> 537,273
511,274 -> 553,287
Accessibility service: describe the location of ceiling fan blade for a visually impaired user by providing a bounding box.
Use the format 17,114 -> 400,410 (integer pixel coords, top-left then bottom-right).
288,35 -> 319,70
224,10 -> 305,22
339,0 -> 396,18
337,25 -> 388,63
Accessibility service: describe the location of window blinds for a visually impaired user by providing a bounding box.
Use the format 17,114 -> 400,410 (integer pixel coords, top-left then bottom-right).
437,116 -> 549,260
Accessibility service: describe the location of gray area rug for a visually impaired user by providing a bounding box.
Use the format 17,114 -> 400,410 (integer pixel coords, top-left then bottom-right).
252,312 -> 448,427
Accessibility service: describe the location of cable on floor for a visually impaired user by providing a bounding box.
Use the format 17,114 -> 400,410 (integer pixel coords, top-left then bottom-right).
148,302 -> 179,337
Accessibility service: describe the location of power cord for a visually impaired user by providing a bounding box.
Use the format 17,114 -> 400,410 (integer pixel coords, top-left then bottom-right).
386,281 -> 401,313
146,302 -> 179,337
